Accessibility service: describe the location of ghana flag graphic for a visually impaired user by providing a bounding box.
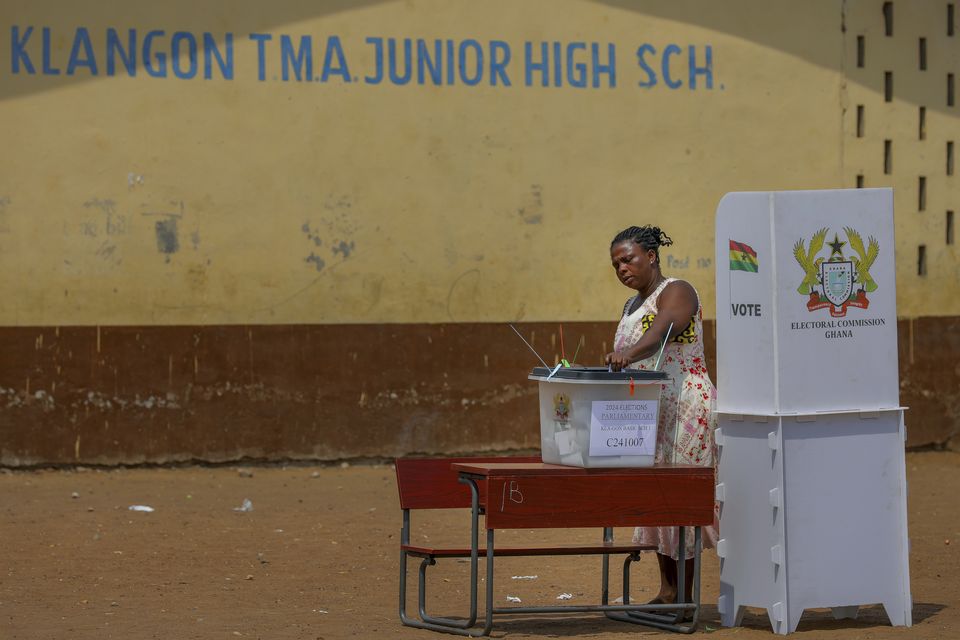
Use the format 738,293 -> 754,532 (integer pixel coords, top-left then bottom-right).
729,239 -> 759,272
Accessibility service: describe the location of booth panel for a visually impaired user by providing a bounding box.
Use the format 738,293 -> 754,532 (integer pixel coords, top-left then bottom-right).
781,411 -> 910,620
772,189 -> 900,413
715,192 -> 778,414
716,417 -> 786,624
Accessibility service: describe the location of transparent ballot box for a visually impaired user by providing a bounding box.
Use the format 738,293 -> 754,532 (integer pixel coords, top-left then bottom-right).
529,367 -> 667,468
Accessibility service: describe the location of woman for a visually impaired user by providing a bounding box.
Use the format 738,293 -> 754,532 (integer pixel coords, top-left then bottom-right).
604,225 -> 719,605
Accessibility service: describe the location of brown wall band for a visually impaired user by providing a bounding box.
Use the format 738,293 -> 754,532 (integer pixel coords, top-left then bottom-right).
0,319 -> 956,466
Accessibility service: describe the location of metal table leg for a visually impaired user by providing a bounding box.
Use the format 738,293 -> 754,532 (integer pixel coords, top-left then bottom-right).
400,476 -> 492,636
606,526 -> 702,633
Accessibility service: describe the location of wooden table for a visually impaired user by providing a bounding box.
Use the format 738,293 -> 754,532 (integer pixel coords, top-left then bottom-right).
442,462 -> 714,635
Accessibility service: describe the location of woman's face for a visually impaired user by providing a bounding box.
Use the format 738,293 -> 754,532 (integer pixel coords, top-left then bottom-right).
611,241 -> 657,291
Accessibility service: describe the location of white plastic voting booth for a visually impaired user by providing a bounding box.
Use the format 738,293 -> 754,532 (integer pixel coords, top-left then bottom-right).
714,189 -> 911,634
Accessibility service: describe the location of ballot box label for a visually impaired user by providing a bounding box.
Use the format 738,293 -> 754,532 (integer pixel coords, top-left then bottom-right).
589,400 -> 657,456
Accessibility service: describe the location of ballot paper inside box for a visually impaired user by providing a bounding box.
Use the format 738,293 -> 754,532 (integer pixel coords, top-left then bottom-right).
529,367 -> 667,468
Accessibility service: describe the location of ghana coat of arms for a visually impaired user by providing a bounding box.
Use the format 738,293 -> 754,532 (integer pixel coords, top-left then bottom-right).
793,227 -> 879,318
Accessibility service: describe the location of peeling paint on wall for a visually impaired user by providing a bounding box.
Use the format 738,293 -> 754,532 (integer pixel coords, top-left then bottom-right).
302,222 -> 323,247
302,199 -> 360,273
305,252 -> 325,272
332,240 -> 355,258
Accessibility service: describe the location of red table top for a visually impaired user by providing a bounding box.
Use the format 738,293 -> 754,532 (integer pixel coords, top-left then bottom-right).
451,462 -> 712,477
451,461 -> 715,529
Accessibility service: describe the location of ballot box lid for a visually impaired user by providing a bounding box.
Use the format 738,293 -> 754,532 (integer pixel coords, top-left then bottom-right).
529,366 -> 667,382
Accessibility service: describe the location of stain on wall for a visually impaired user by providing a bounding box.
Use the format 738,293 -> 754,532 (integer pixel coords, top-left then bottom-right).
0,196 -> 11,234
79,198 -> 127,267
518,184 -> 544,225
155,219 -> 180,257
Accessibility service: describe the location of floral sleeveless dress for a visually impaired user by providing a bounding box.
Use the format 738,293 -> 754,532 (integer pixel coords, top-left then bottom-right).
613,278 -> 719,559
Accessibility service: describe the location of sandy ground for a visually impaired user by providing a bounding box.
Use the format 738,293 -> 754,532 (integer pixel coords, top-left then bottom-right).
0,451 -> 957,640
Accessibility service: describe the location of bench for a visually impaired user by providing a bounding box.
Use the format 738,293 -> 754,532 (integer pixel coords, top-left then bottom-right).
395,456 -> 710,635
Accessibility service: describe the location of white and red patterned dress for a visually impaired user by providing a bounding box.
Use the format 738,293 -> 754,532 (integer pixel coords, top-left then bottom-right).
613,277 -> 719,559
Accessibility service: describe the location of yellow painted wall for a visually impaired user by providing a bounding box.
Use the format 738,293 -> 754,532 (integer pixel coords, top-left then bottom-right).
0,0 -> 955,325
843,0 -> 960,314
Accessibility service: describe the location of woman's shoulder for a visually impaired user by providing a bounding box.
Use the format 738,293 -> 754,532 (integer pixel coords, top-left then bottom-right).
621,294 -> 638,317
661,278 -> 697,296
658,278 -> 700,311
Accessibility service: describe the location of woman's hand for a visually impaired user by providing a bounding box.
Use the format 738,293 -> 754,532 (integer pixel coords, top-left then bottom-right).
605,350 -> 632,372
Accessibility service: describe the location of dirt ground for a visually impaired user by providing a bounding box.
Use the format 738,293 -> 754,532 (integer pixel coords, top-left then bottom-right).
1,451 -> 957,640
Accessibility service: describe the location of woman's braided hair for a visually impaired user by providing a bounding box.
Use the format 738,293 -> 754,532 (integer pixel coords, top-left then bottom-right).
610,225 -> 673,263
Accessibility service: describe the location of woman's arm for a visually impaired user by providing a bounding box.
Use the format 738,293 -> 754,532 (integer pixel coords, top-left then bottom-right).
605,280 -> 698,371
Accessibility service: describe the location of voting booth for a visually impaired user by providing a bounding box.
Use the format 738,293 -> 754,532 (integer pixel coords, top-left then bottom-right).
714,189 -> 911,634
